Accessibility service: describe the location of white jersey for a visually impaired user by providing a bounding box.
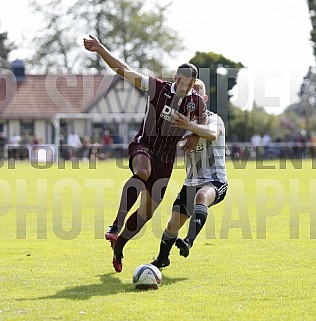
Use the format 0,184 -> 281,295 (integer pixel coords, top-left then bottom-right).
184,112 -> 227,186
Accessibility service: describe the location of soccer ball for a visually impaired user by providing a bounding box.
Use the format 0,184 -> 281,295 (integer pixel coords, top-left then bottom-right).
132,264 -> 162,290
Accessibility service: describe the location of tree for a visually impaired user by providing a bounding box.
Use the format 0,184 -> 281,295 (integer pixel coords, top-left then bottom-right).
285,66 -> 316,136
26,0 -> 77,73
0,26 -> 16,68
295,2 -> 316,135
27,0 -> 184,74
189,51 -> 244,136
189,51 -> 244,114
307,0 -> 316,59
227,103 -> 285,142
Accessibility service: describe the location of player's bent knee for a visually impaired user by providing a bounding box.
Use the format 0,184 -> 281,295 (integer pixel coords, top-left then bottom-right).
195,188 -> 215,205
134,169 -> 151,182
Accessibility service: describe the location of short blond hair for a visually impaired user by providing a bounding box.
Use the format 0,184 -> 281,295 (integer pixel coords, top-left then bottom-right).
193,78 -> 206,96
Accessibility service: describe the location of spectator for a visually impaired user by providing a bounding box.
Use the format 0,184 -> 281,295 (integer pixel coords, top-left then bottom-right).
90,144 -> 101,161
81,135 -> 91,160
59,135 -> 68,160
231,133 -> 241,159
0,132 -> 7,160
250,133 -> 262,159
262,133 -> 272,159
32,133 -> 43,146
21,131 -> 31,160
67,132 -> 82,160
102,130 -> 113,159
299,129 -> 308,159
9,132 -> 21,159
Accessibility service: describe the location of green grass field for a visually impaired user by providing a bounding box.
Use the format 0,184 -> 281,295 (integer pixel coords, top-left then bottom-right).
1,158 -> 316,320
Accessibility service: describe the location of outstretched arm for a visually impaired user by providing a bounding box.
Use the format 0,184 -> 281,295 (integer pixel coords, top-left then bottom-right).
83,34 -> 144,89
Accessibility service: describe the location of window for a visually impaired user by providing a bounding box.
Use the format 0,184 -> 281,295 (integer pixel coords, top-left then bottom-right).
20,120 -> 34,136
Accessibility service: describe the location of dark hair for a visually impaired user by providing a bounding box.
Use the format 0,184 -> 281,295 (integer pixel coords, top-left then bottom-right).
176,63 -> 198,79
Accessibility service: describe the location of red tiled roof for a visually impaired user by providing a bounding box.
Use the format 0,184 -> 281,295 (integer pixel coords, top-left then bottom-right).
0,73 -> 120,119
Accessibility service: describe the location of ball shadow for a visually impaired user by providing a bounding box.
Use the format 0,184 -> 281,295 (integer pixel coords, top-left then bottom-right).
19,272 -> 187,301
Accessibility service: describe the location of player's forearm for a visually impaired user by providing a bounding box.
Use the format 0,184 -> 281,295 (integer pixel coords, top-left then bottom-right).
96,44 -> 129,77
96,45 -> 142,88
186,122 -> 218,141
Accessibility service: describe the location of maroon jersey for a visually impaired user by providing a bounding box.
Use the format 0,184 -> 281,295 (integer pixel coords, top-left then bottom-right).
133,76 -> 207,164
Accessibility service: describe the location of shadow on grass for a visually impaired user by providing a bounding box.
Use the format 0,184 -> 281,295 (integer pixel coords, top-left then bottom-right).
21,273 -> 187,301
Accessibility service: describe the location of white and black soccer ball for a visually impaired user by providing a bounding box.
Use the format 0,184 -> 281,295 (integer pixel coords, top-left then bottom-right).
132,264 -> 162,290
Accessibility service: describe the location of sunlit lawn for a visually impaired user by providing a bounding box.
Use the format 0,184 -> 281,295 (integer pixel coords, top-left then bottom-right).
0,158 -> 316,320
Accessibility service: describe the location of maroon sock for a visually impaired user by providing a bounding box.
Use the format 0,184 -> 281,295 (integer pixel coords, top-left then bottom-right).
115,211 -> 147,251
113,175 -> 147,229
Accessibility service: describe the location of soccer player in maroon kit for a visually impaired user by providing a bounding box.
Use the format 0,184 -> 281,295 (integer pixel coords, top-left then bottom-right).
84,34 -> 207,272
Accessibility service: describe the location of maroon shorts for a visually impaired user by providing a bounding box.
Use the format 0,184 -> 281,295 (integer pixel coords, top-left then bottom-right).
128,141 -> 173,203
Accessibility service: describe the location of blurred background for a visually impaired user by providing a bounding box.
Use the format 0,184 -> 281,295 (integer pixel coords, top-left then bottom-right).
1,0 -> 316,162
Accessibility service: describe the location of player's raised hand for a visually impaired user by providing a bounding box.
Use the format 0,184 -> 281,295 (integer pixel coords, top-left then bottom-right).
83,34 -> 101,52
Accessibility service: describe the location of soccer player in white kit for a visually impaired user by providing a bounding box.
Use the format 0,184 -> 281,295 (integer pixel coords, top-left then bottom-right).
151,79 -> 228,268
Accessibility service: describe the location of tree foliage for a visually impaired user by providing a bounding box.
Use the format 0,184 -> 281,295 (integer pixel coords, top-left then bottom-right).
27,0 -> 184,74
189,51 -> 244,112
0,26 -> 16,68
188,51 -> 289,142
284,66 -> 316,137
307,0 -> 316,59
189,51 -> 245,140
26,0 -> 76,73
291,2 -> 316,136
227,103 -> 284,142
